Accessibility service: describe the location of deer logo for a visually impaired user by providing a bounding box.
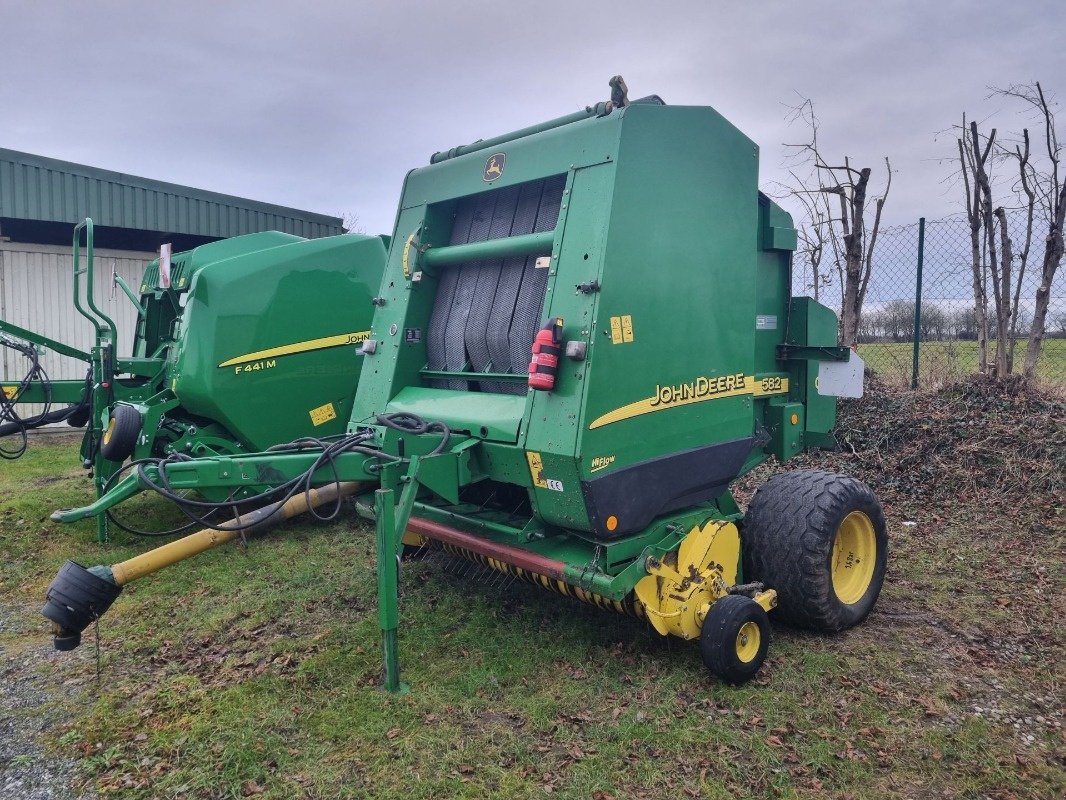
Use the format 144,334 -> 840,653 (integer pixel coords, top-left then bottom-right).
483,152 -> 506,182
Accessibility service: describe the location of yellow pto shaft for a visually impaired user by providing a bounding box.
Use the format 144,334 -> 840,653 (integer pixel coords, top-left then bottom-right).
42,481 -> 368,650
110,482 -> 367,585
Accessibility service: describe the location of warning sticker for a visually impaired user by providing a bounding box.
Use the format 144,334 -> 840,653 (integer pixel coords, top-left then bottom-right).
609,315 -> 634,344
309,402 -> 337,427
525,451 -> 564,491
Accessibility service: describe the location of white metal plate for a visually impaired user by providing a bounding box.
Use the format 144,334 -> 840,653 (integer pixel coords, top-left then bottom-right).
159,242 -> 172,289
818,352 -> 864,398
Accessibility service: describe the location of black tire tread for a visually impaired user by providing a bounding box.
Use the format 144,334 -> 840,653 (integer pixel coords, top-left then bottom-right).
100,405 -> 140,462
741,469 -> 887,632
700,594 -> 770,685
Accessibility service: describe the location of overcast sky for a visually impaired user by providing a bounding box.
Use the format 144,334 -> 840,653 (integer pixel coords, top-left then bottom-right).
3,1 -> 1063,235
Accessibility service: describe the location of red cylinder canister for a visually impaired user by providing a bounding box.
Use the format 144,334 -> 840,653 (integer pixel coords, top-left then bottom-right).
528,318 -> 563,391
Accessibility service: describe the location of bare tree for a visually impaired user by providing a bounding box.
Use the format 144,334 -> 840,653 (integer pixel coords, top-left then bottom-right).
959,118 -> 1004,373
920,303 -> 947,341
780,98 -> 892,347
953,306 -> 979,340
957,113 -> 1035,377
792,189 -> 831,302
994,82 -> 1066,379
340,212 -> 366,235
1001,128 -> 1037,371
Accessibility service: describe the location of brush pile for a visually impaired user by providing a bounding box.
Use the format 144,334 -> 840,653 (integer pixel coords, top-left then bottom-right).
745,375 -> 1065,518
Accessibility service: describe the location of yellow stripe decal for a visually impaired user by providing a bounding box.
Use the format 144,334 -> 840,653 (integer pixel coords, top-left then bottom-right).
218,330 -> 371,368
589,375 -> 789,430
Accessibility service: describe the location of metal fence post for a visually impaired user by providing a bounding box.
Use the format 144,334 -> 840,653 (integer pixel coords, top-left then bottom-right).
911,217 -> 926,389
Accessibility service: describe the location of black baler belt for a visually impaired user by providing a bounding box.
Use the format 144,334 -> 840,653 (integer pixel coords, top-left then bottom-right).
505,174 -> 566,392
426,174 -> 565,394
481,181 -> 543,392
441,192 -> 497,389
465,184 -> 520,390
426,197 -> 476,386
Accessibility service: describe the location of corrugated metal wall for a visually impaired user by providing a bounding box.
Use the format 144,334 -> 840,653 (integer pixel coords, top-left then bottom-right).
0,148 -> 344,239
1,242 -> 152,411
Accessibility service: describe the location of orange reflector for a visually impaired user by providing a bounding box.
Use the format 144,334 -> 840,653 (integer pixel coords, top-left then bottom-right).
606,515 -> 618,531
790,413 -> 799,425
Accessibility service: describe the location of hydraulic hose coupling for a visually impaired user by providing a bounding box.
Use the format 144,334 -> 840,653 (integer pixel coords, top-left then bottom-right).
528,317 -> 564,391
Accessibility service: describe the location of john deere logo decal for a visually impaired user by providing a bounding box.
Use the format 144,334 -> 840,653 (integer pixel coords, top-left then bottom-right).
483,152 -> 506,182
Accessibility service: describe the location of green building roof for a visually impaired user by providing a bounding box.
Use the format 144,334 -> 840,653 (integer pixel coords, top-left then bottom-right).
0,147 -> 343,250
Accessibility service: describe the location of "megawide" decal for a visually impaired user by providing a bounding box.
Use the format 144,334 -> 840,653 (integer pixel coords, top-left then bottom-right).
588,372 -> 789,430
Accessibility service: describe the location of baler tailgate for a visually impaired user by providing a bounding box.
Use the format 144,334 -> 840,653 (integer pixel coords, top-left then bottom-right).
425,174 -> 565,393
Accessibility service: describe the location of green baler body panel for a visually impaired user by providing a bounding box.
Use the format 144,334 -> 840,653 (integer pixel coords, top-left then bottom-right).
134,232 -> 307,361
170,234 -> 385,450
350,102 -> 838,543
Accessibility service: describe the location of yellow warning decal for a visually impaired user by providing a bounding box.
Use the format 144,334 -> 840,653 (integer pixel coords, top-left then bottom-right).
589,373 -> 789,430
525,451 -> 564,491
2,386 -> 18,400
526,451 -> 548,488
309,402 -> 337,427
402,232 -> 415,278
218,330 -> 371,368
609,314 -> 634,344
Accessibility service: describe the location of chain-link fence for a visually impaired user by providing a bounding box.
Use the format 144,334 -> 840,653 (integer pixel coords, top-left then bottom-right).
791,210 -> 1066,386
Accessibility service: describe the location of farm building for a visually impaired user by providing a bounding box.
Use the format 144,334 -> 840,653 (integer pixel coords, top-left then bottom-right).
0,147 -> 343,386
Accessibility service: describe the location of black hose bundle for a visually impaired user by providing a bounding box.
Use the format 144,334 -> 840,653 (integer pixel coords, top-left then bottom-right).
0,337 -> 93,459
106,411 -> 450,535
1,337 -> 52,459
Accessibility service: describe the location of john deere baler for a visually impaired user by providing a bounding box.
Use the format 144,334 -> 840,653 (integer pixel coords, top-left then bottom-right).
3,225 -> 385,538
44,79 -> 885,686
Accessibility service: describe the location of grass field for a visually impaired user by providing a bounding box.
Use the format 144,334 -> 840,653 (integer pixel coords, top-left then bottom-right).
0,426 -> 1063,799
859,338 -> 1066,387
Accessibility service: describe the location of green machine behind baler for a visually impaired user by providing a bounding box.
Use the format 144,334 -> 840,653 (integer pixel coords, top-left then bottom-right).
43,80 -> 886,686
2,223 -> 385,539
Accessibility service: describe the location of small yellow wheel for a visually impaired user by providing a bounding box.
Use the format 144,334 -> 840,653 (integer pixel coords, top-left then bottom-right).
102,417 -> 116,446
734,621 -> 761,663
700,594 -> 770,685
99,404 -> 141,462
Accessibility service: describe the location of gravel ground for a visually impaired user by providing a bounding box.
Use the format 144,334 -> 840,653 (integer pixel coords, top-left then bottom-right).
1,603 -> 97,800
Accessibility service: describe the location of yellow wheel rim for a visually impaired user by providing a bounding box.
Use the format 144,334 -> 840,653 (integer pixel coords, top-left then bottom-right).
102,417 -> 116,445
832,511 -> 877,605
735,621 -> 761,663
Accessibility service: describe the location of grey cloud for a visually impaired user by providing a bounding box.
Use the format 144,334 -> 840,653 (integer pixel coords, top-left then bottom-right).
2,0 -> 1063,233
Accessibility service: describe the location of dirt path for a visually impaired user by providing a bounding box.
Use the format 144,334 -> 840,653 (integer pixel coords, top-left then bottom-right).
0,603 -> 96,800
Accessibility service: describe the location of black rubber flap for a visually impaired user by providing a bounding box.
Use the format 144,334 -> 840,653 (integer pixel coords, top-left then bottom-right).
581,437 -> 755,539
41,560 -> 122,644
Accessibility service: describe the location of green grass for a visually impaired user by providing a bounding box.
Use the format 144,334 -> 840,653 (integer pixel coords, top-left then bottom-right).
859,337 -> 1066,386
1,438 -> 1063,799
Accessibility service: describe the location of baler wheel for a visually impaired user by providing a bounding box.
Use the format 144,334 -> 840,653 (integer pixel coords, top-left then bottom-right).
741,470 -> 887,632
99,405 -> 141,462
699,594 -> 770,684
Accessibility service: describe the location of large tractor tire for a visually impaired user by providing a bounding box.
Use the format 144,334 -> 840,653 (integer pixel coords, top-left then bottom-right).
99,404 -> 141,463
742,469 -> 887,632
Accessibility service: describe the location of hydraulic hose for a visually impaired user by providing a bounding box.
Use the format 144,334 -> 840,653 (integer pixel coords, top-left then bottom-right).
118,412 -> 450,534
0,337 -> 92,458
